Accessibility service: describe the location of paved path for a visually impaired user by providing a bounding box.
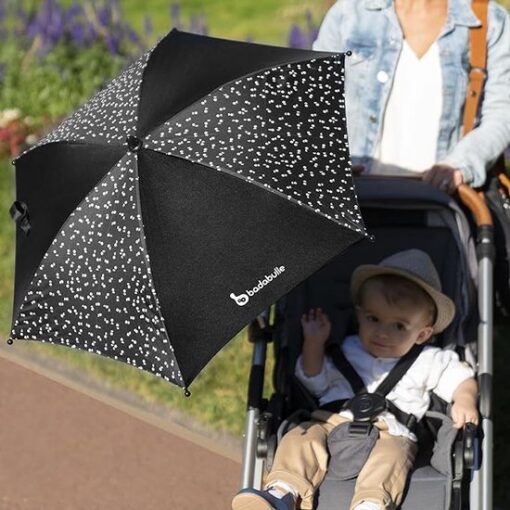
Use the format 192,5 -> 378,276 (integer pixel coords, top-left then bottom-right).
0,350 -> 241,510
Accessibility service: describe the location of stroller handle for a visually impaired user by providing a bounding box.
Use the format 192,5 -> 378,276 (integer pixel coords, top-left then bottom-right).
456,184 -> 493,227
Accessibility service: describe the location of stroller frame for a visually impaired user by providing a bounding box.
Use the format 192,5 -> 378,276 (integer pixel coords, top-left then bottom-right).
239,177 -> 494,510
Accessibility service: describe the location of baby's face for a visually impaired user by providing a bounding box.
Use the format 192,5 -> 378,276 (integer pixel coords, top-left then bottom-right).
356,287 -> 434,358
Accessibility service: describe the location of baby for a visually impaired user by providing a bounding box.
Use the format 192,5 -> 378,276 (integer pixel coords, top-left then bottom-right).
232,249 -> 479,510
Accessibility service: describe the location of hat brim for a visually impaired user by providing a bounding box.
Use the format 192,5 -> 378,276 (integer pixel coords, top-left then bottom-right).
351,265 -> 456,334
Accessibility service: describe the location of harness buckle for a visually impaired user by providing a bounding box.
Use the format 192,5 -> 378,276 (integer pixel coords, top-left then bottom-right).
345,392 -> 387,422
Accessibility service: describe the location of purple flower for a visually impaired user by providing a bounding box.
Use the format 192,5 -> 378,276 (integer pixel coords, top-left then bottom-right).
47,7 -> 65,44
126,27 -> 140,44
288,11 -> 318,50
288,25 -> 305,49
70,22 -> 86,46
105,32 -> 120,55
87,24 -> 99,44
97,7 -> 111,28
144,15 -> 153,37
65,2 -> 83,23
26,18 -> 42,40
308,27 -> 319,48
170,3 -> 182,29
305,9 -> 314,28
107,0 -> 121,13
189,14 -> 201,34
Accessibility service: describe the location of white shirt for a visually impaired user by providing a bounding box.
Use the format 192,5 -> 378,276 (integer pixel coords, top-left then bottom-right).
372,40 -> 443,175
295,335 -> 474,441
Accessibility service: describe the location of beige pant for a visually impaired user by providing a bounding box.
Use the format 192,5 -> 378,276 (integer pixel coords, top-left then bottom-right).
265,410 -> 417,510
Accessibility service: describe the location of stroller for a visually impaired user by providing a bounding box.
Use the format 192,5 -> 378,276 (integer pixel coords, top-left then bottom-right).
239,176 -> 493,510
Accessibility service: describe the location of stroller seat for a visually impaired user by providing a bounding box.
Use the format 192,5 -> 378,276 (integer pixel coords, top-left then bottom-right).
240,177 -> 492,510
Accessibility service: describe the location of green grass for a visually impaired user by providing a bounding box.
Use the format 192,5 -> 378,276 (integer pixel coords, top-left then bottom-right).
109,0 -> 325,46
0,160 -> 15,333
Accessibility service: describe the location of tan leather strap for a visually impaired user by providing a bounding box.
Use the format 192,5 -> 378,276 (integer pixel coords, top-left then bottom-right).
463,0 -> 489,135
499,172 -> 510,194
457,184 -> 493,226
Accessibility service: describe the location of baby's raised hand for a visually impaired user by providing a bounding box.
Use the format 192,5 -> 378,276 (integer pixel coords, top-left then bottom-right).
301,308 -> 331,346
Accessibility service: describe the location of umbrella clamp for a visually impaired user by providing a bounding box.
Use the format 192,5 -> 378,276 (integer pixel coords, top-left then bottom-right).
9,201 -> 31,236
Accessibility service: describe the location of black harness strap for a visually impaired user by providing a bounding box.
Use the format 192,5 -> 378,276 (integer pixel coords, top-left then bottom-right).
328,345 -> 365,394
324,343 -> 425,429
375,344 -> 425,396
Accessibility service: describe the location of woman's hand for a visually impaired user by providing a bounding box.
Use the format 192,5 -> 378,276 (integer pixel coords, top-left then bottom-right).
423,164 -> 464,194
351,164 -> 367,175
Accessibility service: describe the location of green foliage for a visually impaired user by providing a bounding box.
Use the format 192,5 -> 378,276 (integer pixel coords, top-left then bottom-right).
116,0 -> 324,45
0,38 -> 125,125
0,159 -> 15,335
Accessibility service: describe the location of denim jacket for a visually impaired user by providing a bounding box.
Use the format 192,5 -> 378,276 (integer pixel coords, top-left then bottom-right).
313,0 -> 510,187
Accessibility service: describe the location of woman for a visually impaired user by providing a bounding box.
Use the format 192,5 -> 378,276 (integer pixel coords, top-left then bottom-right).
313,0 -> 510,193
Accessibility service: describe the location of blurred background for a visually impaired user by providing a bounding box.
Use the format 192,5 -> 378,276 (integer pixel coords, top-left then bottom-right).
0,0 -> 508,505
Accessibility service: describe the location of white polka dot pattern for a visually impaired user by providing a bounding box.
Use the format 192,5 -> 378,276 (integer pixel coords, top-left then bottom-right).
19,46 -> 154,156
11,153 -> 184,386
145,56 -> 362,232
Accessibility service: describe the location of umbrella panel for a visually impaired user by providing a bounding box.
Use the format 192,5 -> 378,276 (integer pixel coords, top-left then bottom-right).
12,153 -> 183,386
12,142 -> 126,320
138,149 -> 363,384
138,29 -> 329,137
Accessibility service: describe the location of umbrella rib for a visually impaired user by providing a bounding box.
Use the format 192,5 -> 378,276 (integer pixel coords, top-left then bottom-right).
14,140 -> 127,163
132,150 -> 186,386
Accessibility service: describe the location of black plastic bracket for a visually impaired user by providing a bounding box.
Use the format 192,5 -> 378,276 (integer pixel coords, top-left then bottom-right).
9,201 -> 31,236
348,421 -> 373,437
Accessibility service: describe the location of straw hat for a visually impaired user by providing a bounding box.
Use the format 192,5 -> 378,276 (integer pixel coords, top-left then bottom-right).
350,249 -> 456,333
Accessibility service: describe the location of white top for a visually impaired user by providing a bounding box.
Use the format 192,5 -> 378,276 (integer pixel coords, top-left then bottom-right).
372,40 -> 443,175
295,335 -> 474,441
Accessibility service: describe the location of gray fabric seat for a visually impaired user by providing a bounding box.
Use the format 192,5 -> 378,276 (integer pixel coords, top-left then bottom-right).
316,466 -> 449,510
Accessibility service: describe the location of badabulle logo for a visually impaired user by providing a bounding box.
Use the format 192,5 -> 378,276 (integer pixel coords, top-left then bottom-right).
230,266 -> 286,306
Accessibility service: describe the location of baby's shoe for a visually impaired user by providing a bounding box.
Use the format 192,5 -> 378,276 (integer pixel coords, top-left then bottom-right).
231,487 -> 295,510
353,501 -> 382,510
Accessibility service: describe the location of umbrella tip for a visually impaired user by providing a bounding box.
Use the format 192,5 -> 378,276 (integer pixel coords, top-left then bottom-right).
345,50 -> 352,57
368,234 -> 376,243
184,387 -> 191,398
6,338 -> 13,345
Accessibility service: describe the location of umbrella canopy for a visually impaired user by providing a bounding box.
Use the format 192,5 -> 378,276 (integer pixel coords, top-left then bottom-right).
9,30 -> 367,390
